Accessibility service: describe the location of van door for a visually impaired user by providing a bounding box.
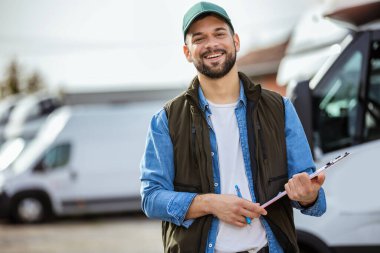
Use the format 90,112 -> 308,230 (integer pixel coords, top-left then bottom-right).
33,142 -> 75,215
299,30 -> 380,247
362,30 -> 380,142
312,29 -> 380,153
312,31 -> 370,153
53,107 -> 152,214
64,134 -> 143,214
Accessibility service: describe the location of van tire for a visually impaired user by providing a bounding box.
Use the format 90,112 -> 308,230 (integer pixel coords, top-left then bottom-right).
297,230 -> 331,253
10,192 -> 53,224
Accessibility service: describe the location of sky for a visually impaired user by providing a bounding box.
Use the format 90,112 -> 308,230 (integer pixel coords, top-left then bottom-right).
0,0 -> 320,92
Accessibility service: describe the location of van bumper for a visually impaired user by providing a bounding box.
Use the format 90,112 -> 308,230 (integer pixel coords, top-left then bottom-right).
0,191 -> 10,218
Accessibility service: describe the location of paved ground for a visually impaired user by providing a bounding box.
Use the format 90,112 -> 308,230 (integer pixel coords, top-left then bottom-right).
0,213 -> 163,253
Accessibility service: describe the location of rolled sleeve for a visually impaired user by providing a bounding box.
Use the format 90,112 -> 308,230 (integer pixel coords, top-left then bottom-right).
168,192 -> 197,227
140,108 -> 196,227
292,188 -> 326,216
284,97 -> 327,217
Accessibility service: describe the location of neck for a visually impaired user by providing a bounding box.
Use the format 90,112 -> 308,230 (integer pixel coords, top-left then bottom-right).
198,65 -> 240,104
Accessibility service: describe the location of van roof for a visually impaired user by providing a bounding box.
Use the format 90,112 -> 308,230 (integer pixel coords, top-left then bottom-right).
277,0 -> 380,86
324,0 -> 380,29
36,101 -> 164,142
66,101 -> 164,117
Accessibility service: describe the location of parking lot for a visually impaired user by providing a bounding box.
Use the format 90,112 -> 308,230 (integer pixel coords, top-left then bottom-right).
0,213 -> 163,253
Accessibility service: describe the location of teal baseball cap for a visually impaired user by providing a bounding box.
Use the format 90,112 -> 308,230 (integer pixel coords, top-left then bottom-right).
182,1 -> 234,41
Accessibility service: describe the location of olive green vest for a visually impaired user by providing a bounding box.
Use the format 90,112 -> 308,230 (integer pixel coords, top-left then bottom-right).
163,72 -> 298,253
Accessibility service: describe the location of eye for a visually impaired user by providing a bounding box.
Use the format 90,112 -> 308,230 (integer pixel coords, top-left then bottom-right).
193,37 -> 204,44
216,33 -> 226,38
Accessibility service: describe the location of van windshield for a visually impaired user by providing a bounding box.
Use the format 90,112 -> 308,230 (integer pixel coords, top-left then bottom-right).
0,138 -> 26,172
10,107 -> 69,174
313,42 -> 363,152
11,137 -> 48,175
9,97 -> 39,125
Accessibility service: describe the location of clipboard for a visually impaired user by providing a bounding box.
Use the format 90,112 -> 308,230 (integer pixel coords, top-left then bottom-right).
261,152 -> 350,209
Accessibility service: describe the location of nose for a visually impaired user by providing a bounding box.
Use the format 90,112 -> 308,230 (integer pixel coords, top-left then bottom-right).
204,36 -> 219,50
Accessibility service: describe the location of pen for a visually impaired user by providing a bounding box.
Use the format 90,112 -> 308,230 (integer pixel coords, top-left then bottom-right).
234,185 -> 251,225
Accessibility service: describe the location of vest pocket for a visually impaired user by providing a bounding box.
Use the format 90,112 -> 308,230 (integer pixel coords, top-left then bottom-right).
267,173 -> 288,199
268,173 -> 288,183
174,182 -> 201,193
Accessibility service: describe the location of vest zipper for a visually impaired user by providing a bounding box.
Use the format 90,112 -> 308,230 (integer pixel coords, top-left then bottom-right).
191,105 -> 215,193
256,115 -> 268,160
252,104 -> 269,202
191,124 -> 199,170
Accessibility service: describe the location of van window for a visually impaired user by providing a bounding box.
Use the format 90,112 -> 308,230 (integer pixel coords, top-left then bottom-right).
364,40 -> 380,141
42,143 -> 71,170
314,50 -> 362,152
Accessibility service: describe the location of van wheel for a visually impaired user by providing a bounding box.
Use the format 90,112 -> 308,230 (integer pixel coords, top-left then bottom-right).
299,243 -> 324,253
297,230 -> 331,253
10,193 -> 52,224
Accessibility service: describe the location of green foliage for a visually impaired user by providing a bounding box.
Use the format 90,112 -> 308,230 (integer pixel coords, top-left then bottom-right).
0,60 -> 45,99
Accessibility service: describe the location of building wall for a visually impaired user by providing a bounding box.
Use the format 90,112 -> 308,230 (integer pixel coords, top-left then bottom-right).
249,73 -> 286,96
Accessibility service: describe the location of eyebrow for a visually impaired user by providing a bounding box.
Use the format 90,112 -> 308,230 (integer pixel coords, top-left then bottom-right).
215,27 -> 227,32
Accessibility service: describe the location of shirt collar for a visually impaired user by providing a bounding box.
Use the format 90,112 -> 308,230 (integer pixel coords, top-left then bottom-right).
197,80 -> 247,113
239,80 -> 247,106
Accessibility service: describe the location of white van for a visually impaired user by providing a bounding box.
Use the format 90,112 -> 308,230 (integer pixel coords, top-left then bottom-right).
0,101 -> 163,223
0,95 -> 23,146
277,1 -> 380,252
4,92 -> 61,141
0,92 -> 61,175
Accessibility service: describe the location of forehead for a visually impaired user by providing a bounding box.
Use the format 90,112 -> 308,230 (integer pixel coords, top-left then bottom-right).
187,15 -> 229,35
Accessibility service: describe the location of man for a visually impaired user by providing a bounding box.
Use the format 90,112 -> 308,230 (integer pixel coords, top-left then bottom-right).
140,2 -> 326,253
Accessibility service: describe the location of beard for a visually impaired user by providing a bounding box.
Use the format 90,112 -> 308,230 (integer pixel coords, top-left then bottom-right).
193,47 -> 236,79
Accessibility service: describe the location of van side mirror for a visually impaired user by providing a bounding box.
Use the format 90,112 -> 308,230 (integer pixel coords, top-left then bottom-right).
33,159 -> 46,173
288,80 -> 314,157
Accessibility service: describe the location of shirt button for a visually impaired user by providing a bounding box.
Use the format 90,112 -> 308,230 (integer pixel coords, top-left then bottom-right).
214,182 -> 218,187
208,243 -> 213,248
211,152 -> 214,156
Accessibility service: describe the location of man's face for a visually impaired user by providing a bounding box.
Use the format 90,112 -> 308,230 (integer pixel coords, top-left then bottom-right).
184,15 -> 240,79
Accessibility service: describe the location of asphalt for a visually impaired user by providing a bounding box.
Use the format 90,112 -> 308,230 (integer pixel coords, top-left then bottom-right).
0,213 -> 163,253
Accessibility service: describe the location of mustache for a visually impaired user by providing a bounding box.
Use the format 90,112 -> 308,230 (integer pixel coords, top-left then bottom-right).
201,49 -> 226,58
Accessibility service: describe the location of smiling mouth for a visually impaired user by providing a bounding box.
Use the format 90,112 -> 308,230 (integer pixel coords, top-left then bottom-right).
204,53 -> 224,59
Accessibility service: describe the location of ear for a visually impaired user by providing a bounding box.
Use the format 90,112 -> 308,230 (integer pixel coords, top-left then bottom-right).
233,33 -> 240,52
183,44 -> 193,63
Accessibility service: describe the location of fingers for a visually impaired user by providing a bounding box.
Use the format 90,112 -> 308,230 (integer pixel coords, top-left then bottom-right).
215,196 -> 267,227
286,173 -> 312,200
232,207 -> 263,227
222,200 -> 251,227
316,172 -> 326,185
240,206 -> 262,219
285,172 -> 323,204
234,220 -> 247,227
240,200 -> 267,222
245,202 -> 267,216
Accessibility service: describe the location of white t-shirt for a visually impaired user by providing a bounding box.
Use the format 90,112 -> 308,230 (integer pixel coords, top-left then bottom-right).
208,100 -> 267,253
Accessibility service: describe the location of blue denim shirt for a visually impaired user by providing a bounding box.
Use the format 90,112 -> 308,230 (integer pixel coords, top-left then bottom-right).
140,82 -> 326,253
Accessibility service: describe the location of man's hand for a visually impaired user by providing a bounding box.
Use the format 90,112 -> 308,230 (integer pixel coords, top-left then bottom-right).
285,172 -> 325,207
185,194 -> 267,227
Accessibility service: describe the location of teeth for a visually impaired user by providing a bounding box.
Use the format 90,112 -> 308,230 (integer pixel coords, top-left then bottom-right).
206,53 -> 222,59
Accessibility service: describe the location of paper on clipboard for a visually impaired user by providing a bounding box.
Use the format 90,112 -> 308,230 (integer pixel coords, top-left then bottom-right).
261,152 -> 350,209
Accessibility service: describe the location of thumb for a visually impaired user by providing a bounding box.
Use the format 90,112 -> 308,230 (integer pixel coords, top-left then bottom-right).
315,172 -> 326,186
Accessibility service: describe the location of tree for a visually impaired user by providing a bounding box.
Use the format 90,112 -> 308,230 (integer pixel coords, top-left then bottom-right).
2,60 -> 20,97
0,60 -> 45,99
26,71 -> 44,93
